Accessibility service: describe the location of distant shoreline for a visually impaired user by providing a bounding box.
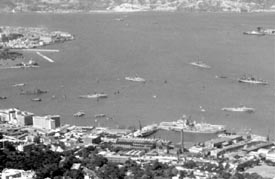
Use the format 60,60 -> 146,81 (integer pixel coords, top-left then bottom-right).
0,9 -> 275,14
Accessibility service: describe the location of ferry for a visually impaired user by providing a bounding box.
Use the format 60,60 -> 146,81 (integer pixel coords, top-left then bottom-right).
78,93 -> 108,99
159,116 -> 225,134
238,76 -> 268,85
222,106 -> 255,113
125,76 -> 146,82
133,124 -> 159,137
190,61 -> 211,69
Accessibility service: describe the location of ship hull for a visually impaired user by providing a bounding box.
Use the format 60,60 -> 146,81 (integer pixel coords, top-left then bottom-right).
138,129 -> 158,137
159,126 -> 225,134
190,62 -> 210,69
238,79 -> 268,85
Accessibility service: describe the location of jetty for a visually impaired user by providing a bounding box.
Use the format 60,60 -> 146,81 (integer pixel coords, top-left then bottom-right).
36,52 -> 55,63
15,49 -> 60,53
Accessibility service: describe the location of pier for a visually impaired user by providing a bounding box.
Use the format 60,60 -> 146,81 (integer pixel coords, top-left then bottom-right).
36,52 -> 55,63
22,49 -> 59,52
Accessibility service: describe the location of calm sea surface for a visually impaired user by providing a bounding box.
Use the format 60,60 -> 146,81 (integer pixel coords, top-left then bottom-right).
0,12 -> 274,143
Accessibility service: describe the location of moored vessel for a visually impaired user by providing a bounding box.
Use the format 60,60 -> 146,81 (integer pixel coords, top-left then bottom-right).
159,115 -> 225,134
133,124 -> 159,137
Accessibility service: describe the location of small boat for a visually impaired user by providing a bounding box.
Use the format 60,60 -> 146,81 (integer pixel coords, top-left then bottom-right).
114,18 -> 124,21
73,111 -> 85,117
94,114 -> 106,118
20,89 -> 47,95
215,75 -> 227,79
13,83 -> 25,87
31,98 -> 42,102
190,61 -> 211,69
78,93 -> 108,99
0,96 -> 7,100
125,76 -> 146,82
238,75 -> 268,85
222,106 -> 255,113
243,31 -> 265,36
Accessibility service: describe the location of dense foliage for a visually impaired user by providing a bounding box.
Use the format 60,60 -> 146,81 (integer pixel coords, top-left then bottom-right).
0,144 -> 274,179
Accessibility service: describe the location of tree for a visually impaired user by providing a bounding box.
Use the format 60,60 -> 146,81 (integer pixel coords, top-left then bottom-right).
97,163 -> 122,179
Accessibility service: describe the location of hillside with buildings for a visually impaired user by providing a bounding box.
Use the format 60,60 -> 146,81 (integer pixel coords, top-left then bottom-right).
0,0 -> 274,13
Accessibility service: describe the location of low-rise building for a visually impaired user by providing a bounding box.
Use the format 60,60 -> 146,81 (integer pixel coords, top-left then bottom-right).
16,143 -> 34,152
1,168 -> 35,179
82,135 -> 101,145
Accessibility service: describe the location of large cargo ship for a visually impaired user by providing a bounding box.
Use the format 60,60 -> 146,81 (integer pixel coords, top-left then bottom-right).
158,116 -> 225,134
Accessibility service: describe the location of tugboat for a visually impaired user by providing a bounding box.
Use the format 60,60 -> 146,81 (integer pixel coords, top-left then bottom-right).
190,61 -> 211,69
222,105 -> 255,113
125,76 -> 146,82
79,93 -> 108,99
238,75 -> 268,85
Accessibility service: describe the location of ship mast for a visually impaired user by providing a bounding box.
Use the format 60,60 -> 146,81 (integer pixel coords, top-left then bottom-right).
139,120 -> 142,130
181,129 -> 184,153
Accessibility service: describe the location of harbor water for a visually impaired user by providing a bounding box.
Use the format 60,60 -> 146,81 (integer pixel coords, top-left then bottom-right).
0,12 -> 274,143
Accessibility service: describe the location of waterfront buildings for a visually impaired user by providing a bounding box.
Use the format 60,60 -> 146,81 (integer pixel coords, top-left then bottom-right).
33,115 -> 60,130
0,108 -> 60,130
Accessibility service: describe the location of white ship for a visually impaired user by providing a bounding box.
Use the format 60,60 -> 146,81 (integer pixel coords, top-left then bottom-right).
238,75 -> 268,85
125,76 -> 146,82
222,106 -> 255,113
243,27 -> 275,36
243,31 -> 265,36
190,61 -> 211,69
159,115 -> 225,134
78,93 -> 108,99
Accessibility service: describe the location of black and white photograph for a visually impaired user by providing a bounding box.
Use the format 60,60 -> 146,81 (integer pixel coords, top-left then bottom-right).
0,0 -> 275,178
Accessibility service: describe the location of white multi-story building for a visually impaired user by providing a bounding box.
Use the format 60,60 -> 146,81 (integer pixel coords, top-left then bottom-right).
33,115 -> 60,130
